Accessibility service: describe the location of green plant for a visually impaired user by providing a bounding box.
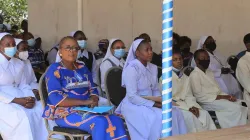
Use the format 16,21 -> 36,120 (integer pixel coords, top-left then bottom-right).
0,0 -> 27,26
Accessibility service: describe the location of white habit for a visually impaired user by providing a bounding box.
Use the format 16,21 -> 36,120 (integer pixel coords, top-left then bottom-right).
189,67 -> 248,128
191,36 -> 242,99
172,71 -> 216,132
100,38 -> 125,91
0,52 -> 45,140
236,51 -> 250,117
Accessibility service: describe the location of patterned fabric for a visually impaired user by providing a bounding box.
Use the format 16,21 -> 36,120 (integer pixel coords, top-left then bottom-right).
28,48 -> 45,69
42,62 -> 128,140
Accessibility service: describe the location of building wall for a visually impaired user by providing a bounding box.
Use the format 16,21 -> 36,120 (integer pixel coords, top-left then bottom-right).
28,0 -> 250,57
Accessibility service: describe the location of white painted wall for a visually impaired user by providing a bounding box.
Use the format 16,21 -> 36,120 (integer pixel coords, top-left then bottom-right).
28,0 -> 250,57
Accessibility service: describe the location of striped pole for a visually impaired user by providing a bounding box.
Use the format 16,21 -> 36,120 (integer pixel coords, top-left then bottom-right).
162,0 -> 173,138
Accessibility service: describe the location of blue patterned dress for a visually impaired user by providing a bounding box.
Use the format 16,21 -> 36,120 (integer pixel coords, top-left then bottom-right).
42,63 -> 128,140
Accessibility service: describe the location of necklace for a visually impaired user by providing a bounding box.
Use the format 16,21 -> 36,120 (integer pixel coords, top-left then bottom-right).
60,61 -> 77,70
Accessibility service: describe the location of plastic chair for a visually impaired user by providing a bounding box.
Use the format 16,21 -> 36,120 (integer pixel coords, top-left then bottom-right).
38,73 -> 90,140
104,67 -> 126,107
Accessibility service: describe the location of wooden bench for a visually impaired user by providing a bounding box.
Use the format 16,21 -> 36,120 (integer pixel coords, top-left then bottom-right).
161,124 -> 250,140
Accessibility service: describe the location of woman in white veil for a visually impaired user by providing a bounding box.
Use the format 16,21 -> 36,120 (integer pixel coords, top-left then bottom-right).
116,39 -> 187,140
191,36 -> 242,99
100,38 -> 126,91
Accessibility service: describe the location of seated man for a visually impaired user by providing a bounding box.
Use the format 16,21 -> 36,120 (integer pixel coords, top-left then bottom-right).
189,49 -> 248,128
236,33 -> 250,117
171,51 -> 216,132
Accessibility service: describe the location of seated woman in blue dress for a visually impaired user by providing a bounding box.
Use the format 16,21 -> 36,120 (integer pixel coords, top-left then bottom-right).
42,36 -> 128,140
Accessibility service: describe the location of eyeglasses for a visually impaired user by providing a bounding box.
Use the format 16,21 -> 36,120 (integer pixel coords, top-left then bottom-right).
62,46 -> 80,52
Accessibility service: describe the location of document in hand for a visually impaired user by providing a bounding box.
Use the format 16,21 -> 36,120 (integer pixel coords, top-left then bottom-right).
73,106 -> 114,114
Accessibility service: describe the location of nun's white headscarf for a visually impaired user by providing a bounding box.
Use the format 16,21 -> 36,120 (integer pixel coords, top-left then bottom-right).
0,32 -> 10,40
102,38 -> 120,63
196,36 -> 209,50
123,39 -> 144,70
15,38 -> 23,46
70,31 -> 77,37
191,36 -> 210,67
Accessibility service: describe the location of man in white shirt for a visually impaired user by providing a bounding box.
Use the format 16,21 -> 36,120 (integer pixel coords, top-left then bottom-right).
236,33 -> 250,117
190,49 -> 248,128
171,51 -> 216,132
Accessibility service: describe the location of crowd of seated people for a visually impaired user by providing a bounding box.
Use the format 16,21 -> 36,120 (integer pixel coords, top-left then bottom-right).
1,16 -> 250,140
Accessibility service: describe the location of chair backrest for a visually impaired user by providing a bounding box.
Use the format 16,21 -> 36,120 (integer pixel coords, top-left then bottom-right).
104,67 -> 126,107
38,72 -> 50,132
183,66 -> 194,76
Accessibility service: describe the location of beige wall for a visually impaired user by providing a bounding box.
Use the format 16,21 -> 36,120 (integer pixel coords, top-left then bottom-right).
28,0 -> 250,57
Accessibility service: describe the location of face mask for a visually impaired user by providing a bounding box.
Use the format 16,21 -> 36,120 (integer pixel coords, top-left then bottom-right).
114,49 -> 126,59
205,42 -> 217,51
98,43 -> 107,52
4,47 -> 17,58
78,40 -> 87,49
198,59 -> 210,69
172,67 -> 181,73
19,51 -> 29,60
182,48 -> 190,53
27,38 -> 36,47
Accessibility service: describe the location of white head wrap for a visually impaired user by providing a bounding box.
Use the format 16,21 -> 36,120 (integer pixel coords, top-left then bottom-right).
15,38 -> 23,46
196,36 -> 209,50
0,32 -> 10,40
102,38 -> 120,63
191,36 -> 210,67
70,31 -> 77,37
123,39 -> 144,70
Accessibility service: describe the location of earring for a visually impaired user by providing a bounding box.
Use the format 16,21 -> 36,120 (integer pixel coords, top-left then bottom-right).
59,54 -> 62,56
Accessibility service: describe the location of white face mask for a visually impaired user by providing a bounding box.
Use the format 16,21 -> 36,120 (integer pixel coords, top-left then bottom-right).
19,51 -> 29,60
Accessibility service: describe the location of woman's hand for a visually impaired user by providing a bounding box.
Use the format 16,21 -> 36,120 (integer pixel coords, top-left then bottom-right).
89,95 -> 99,108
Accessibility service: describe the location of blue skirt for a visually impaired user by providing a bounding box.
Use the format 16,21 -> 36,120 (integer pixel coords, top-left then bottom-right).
55,113 -> 128,140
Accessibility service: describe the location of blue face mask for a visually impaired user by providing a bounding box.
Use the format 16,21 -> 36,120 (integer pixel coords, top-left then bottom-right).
4,47 -> 17,58
114,49 -> 126,59
77,40 -> 87,49
27,38 -> 36,47
172,67 -> 181,73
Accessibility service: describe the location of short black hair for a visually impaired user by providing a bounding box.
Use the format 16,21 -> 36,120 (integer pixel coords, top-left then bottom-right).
173,32 -> 180,42
139,33 -> 151,42
173,50 -> 182,56
179,36 -> 192,46
134,36 -> 140,41
194,49 -> 207,60
73,30 -> 86,38
243,33 -> 250,44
